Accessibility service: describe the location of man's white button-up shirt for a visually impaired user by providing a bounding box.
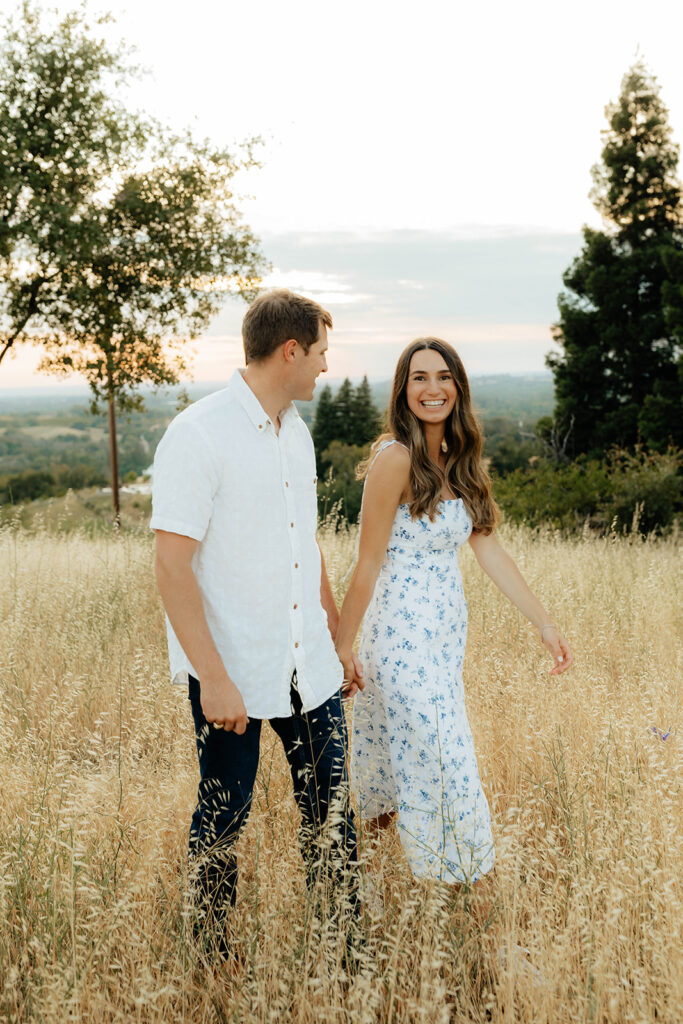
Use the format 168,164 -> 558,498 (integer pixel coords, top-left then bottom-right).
150,369 -> 343,719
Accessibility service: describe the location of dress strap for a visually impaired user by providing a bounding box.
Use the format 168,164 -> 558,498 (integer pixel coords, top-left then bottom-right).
366,438 -> 409,476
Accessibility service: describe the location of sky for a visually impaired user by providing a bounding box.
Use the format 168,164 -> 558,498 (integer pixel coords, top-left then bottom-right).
1,0 -> 682,389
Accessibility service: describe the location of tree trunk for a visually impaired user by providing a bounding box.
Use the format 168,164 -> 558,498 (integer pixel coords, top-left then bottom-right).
107,382 -> 121,527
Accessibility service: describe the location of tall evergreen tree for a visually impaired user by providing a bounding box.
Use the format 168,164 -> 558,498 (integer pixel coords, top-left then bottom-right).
332,378 -> 355,440
548,61 -> 683,456
349,375 -> 383,446
312,384 -> 336,464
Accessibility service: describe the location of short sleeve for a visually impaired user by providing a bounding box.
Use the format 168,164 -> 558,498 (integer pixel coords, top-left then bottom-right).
150,418 -> 219,542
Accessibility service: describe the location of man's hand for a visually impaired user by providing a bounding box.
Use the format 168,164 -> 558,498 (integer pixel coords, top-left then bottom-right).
338,649 -> 365,699
200,673 -> 249,734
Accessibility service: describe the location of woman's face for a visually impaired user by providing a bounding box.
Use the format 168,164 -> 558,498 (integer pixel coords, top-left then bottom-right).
405,348 -> 457,424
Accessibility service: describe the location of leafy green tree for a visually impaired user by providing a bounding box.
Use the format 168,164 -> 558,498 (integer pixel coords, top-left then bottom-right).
349,375 -> 382,446
548,61 -> 683,457
0,2 -> 145,366
0,4 -> 265,521
38,148 -> 264,520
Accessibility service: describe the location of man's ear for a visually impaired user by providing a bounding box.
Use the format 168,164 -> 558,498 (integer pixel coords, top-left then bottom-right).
282,338 -> 299,362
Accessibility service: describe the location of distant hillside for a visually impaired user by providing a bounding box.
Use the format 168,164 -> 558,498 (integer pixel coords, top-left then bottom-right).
1,374 -> 554,488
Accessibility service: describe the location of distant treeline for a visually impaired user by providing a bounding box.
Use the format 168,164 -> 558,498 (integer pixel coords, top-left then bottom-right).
0,465 -> 107,504
0,401 -> 168,504
2,376 -> 680,533
0,377 -> 551,509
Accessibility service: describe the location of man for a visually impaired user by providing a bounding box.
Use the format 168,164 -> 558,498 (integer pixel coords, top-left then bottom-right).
151,289 -> 363,959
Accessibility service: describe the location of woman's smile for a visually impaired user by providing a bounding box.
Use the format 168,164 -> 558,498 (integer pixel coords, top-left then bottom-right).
406,349 -> 458,422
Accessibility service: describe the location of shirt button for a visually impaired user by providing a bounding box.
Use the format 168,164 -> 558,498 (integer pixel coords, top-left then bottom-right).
294,562 -> 299,568
294,642 -> 300,648
258,424 -> 263,429
285,481 -> 289,487
313,477 -> 317,483
290,522 -> 294,527
293,603 -> 298,609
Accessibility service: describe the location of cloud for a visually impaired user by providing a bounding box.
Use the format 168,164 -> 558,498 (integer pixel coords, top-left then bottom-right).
261,268 -> 372,305
2,228 -> 580,387
192,228 -> 582,377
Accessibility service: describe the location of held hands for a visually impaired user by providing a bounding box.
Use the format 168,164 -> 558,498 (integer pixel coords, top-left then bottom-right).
541,625 -> 573,675
201,673 -> 249,734
338,649 -> 365,699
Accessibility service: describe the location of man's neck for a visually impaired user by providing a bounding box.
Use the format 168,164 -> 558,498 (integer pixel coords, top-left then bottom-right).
241,364 -> 290,432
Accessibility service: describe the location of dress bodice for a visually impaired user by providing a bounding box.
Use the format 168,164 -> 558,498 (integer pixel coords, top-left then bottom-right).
385,499 -> 472,560
364,440 -> 473,571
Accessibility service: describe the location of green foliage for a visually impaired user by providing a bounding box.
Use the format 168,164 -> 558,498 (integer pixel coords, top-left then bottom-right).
312,377 -> 382,474
350,376 -> 383,448
328,378 -> 354,445
0,1 -> 146,364
0,464 -> 107,504
311,385 -> 336,461
549,61 -> 683,457
37,143 -> 266,411
317,441 -> 367,526
483,416 -> 542,474
0,401 -> 167,481
311,377 -> 382,522
0,2 -> 266,519
494,447 -> 681,533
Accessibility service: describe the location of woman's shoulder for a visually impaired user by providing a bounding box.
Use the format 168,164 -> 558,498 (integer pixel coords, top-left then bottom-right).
370,437 -> 410,468
365,437 -> 411,493
360,438 -> 411,515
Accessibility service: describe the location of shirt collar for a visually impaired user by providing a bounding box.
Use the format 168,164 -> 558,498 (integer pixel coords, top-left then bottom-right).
228,369 -> 299,434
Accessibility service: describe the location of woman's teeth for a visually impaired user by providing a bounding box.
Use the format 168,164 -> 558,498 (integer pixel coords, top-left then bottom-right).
422,400 -> 445,406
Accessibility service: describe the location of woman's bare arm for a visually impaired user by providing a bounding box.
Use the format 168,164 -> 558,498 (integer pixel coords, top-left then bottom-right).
468,530 -> 572,675
335,444 -> 410,692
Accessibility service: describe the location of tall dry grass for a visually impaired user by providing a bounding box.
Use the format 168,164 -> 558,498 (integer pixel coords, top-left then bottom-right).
0,515 -> 681,1023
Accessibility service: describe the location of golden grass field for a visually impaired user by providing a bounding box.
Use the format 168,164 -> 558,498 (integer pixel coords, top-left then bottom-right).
0,512 -> 681,1023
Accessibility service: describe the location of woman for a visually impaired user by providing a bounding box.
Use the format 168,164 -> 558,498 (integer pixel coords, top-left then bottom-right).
335,338 -> 572,885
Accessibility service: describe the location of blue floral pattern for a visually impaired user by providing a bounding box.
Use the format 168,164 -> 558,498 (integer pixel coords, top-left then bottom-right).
351,441 -> 495,883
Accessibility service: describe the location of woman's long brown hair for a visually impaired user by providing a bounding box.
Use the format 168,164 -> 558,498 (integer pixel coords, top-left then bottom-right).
358,338 -> 500,533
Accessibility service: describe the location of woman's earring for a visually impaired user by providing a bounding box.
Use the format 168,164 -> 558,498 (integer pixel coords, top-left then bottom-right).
441,438 -> 448,453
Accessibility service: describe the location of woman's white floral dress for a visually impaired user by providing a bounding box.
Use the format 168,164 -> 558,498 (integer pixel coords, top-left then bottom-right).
351,440 -> 495,882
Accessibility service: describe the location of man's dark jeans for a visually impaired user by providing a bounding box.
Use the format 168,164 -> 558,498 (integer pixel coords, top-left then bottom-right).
187,673 -> 358,932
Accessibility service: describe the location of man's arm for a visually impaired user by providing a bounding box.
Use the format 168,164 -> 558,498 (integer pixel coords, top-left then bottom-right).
154,530 -> 249,733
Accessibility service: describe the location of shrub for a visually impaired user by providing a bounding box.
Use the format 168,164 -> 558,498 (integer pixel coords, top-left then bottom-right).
494,447 -> 681,533
317,441 -> 367,525
1,469 -> 55,503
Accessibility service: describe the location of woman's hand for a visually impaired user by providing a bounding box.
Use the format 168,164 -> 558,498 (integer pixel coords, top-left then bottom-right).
541,626 -> 573,675
337,648 -> 365,698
